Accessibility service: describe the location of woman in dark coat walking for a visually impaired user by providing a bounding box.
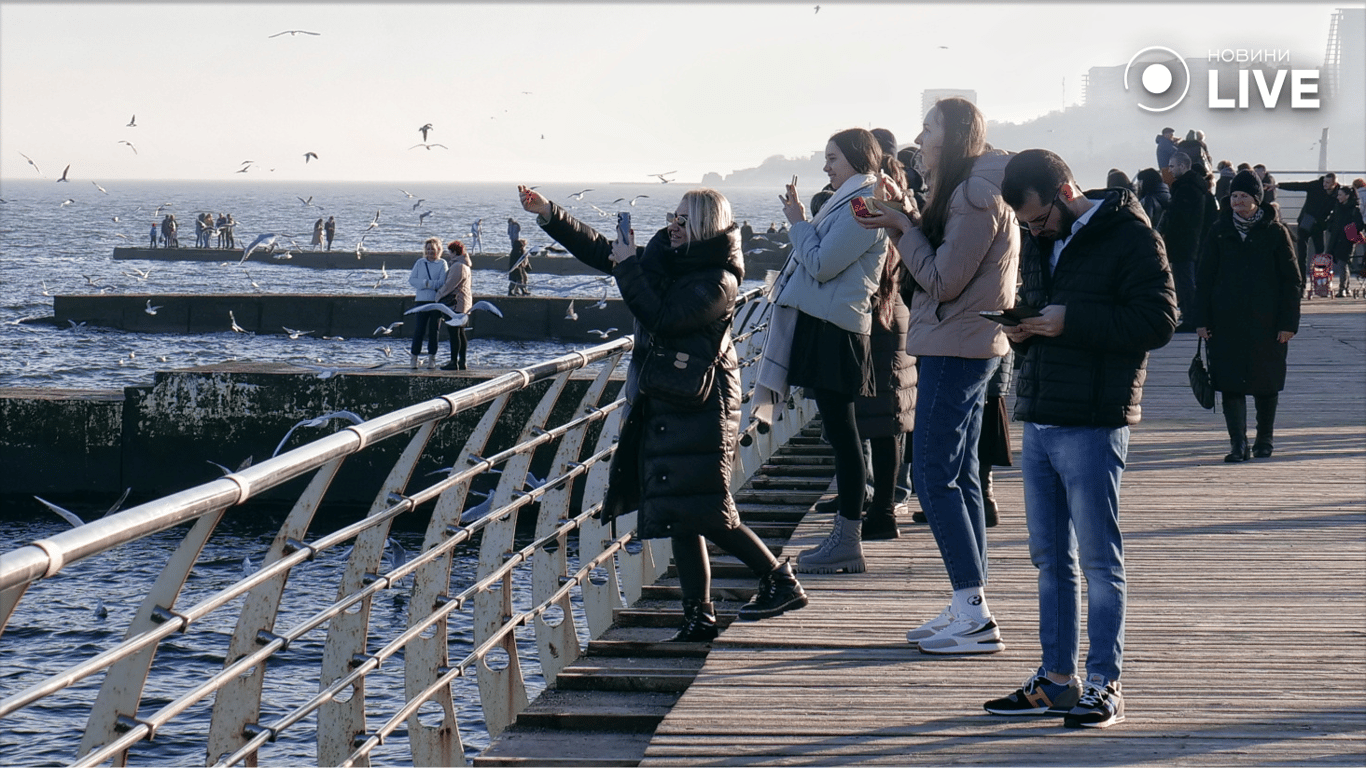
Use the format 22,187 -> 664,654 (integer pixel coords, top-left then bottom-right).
518,185 -> 807,642
1324,186 -> 1364,297
1194,170 -> 1301,462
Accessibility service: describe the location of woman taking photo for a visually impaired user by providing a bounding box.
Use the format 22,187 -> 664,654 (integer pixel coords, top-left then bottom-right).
517,185 -> 808,641
407,237 -> 448,369
768,128 -> 890,574
855,97 -> 1018,655
1194,170 -> 1300,461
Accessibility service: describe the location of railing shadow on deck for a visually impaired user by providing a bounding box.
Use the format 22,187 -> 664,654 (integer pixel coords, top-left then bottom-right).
0,287 -> 815,767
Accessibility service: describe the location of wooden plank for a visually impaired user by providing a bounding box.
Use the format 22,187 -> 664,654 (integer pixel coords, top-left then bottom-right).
639,302 -> 1366,767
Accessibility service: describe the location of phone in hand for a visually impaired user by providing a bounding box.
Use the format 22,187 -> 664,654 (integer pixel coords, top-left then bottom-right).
979,305 -> 1042,326
616,211 -> 631,245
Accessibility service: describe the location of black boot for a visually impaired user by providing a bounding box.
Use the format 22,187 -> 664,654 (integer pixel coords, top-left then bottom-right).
862,505 -> 900,540
668,599 -> 718,642
738,560 -> 808,621
1223,395 -> 1250,463
981,466 -> 999,527
1252,394 -> 1278,458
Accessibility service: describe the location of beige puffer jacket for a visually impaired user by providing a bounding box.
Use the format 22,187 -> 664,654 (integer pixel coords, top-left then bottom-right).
898,149 -> 1020,359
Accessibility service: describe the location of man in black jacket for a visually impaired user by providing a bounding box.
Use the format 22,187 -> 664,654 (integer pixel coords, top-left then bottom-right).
980,149 -> 1176,731
1161,151 -> 1216,331
1273,172 -> 1340,292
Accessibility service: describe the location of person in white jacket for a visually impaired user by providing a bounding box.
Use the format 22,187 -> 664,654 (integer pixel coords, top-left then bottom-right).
773,128 -> 889,575
407,237 -> 448,369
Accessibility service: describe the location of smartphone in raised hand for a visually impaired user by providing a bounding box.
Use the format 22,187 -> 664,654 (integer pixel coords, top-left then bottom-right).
616,211 -> 631,245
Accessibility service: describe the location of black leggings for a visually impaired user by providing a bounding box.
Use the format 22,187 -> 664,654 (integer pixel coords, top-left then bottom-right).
448,326 -> 468,364
814,387 -> 865,521
869,435 -> 901,511
672,525 -> 779,602
409,310 -> 441,355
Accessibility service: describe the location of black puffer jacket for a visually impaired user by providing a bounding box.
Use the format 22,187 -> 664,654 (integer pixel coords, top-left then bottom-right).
539,203 -> 744,539
1192,207 -> 1301,395
854,290 -> 916,439
1161,169 -> 1217,264
1011,188 -> 1178,427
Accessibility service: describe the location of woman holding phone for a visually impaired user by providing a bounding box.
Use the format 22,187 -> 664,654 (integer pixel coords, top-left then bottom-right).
854,97 -> 1019,655
517,185 -> 808,642
765,128 -> 890,575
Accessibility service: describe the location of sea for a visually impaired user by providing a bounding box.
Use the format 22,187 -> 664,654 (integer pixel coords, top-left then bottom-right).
0,178 -> 788,765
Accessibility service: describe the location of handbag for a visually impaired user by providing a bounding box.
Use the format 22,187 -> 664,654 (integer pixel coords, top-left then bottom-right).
1345,222 -> 1364,245
639,336 -> 719,409
1188,337 -> 1215,410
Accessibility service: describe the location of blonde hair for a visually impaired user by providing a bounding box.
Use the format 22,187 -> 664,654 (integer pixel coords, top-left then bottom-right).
422,236 -> 442,256
680,188 -> 733,242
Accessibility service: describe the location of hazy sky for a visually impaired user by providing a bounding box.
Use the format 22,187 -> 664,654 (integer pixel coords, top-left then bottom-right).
0,1 -> 1349,184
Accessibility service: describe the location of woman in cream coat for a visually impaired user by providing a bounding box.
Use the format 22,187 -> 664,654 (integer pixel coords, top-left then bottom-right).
774,128 -> 889,575
857,97 -> 1018,655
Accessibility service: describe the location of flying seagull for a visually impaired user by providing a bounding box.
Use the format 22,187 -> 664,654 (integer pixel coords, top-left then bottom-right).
586,327 -> 618,338
404,300 -> 503,327
364,210 -> 381,230
411,199 -> 425,210
228,310 -> 248,334
271,410 -> 367,457
568,189 -> 594,200
409,143 -> 449,151
118,140 -> 138,154
649,172 -> 676,183
57,164 -> 71,182
282,326 -> 314,340
418,210 -> 433,225
145,299 -> 162,315
20,153 -> 40,174
269,29 -> 320,37
564,300 -> 578,321
127,114 -> 137,127
34,496 -> 84,527
240,232 -> 278,262
91,181 -> 108,193
289,362 -> 386,379
419,123 -> 433,141
373,321 -> 404,336
303,151 -> 318,163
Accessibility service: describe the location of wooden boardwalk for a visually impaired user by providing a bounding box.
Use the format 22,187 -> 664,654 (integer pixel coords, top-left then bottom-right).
641,300 -> 1366,767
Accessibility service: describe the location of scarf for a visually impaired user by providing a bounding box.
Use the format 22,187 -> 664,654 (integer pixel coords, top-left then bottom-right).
1232,207 -> 1262,240
751,173 -> 877,426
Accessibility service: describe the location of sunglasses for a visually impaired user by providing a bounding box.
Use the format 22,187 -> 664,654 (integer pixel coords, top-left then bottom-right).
666,212 -> 689,227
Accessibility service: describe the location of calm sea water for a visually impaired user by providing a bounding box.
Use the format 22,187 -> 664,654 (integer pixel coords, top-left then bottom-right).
0,179 -> 781,390
0,179 -> 789,764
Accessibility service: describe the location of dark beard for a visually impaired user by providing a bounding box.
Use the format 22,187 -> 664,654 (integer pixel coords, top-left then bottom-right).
1035,199 -> 1079,253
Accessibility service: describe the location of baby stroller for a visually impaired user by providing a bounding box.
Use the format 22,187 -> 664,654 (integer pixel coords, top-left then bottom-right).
1310,253 -> 1334,298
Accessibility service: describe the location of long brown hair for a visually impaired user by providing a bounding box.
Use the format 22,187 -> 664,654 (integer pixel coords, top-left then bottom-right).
921,97 -> 987,247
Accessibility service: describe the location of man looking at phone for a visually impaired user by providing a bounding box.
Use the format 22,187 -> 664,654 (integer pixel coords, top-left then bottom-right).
989,149 -> 1176,729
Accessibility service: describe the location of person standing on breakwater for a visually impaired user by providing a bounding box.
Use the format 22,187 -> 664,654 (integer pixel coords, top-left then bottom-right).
436,239 -> 473,370
985,148 -> 1175,729
508,238 -> 531,295
507,216 -> 521,249
518,184 -> 809,642
408,236 -> 448,369
853,97 -> 1018,655
312,217 -> 324,249
216,213 -> 228,248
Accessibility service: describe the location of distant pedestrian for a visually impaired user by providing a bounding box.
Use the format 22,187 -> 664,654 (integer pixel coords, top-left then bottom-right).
508,238 -> 531,295
1274,172 -> 1340,294
1214,160 -> 1236,204
437,239 -> 472,370
311,217 -> 324,249
507,216 -> 521,248
1161,151 -> 1216,331
1324,186 -> 1364,297
216,213 -> 228,248
324,216 -> 336,250
470,219 -> 484,254
1154,126 -> 1178,169
408,237 -> 448,369
740,220 -> 754,247
149,222 -> 158,249
1253,164 -> 1277,209
1135,167 -> 1170,230
223,214 -> 236,249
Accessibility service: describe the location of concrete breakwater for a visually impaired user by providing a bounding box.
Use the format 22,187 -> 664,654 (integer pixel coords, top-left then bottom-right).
0,365 -> 620,509
46,293 -> 636,343
111,234 -> 793,274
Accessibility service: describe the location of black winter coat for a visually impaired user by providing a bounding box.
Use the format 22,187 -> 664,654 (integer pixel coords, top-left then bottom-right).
1161,169 -> 1217,264
1324,197 -> 1365,261
1192,208 -> 1301,395
1277,177 -> 1338,228
1011,188 -> 1178,427
854,290 -> 916,439
539,203 -> 744,539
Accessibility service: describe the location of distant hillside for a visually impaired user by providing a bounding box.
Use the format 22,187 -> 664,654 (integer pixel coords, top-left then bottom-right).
704,153 -> 825,187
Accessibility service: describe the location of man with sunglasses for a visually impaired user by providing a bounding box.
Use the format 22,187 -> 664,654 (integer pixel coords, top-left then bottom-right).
989,149 -> 1176,729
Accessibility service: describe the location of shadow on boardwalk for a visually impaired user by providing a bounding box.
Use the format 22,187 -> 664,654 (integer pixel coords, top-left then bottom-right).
642,301 -> 1366,767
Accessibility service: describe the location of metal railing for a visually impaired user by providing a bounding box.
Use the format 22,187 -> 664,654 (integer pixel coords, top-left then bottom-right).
0,286 -> 815,766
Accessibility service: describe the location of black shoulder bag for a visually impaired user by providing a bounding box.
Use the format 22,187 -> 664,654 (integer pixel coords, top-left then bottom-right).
1188,337 -> 1215,410
639,335 -> 722,410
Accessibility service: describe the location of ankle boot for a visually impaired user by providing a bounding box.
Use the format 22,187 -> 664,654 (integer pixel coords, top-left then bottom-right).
409,354 -> 421,369
738,560 -> 809,620
981,466 -> 999,528
1252,394 -> 1278,457
668,599 -> 718,642
1223,395 -> 1250,463
862,504 -> 899,540
795,515 -> 866,574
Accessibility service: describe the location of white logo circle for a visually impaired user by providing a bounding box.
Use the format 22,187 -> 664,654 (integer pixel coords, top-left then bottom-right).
1125,46 -> 1190,112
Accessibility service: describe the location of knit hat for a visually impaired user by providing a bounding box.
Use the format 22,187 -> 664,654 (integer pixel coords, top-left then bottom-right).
1229,169 -> 1263,205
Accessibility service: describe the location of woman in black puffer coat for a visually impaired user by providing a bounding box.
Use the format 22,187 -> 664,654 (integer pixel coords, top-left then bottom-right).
518,185 -> 808,642
1194,170 -> 1301,462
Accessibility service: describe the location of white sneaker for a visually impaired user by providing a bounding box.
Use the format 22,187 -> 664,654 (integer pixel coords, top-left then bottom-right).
425,356 -> 437,369
916,613 -> 1004,655
906,605 -> 954,643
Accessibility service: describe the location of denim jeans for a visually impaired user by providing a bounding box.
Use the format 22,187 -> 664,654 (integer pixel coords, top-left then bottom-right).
913,355 -> 997,589
1021,422 -> 1129,682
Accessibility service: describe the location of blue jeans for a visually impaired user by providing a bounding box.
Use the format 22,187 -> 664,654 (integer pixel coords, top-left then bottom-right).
913,356 -> 996,590
1021,422 -> 1129,682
